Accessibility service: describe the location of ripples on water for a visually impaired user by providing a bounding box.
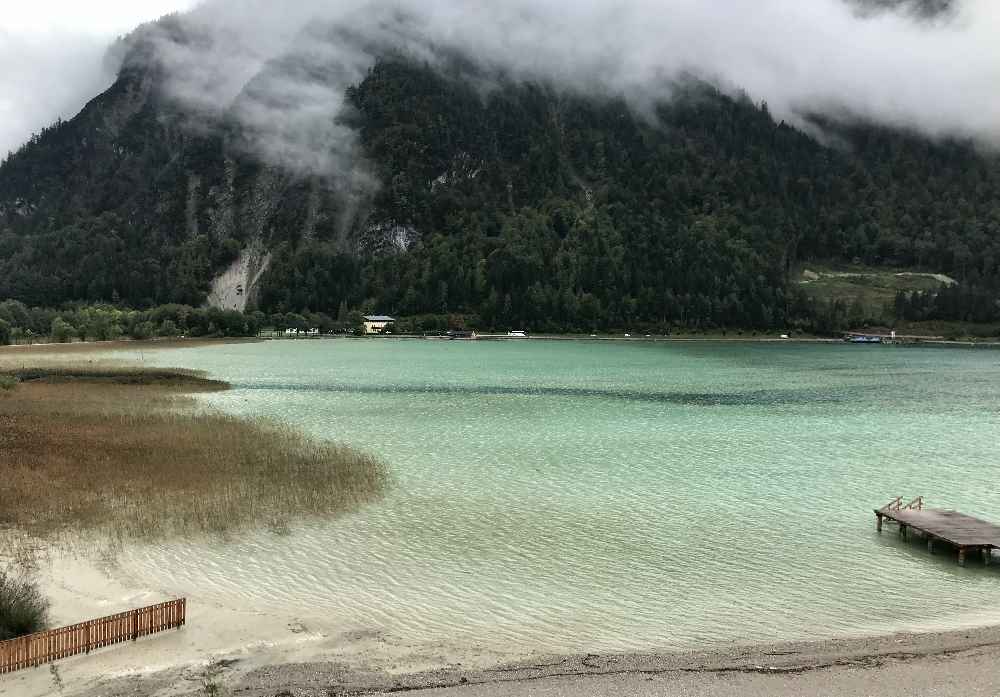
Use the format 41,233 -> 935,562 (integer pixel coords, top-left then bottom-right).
249,382 -> 854,406
119,340 -> 1000,654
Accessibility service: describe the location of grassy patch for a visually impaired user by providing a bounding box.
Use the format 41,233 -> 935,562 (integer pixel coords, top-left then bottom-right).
0,367 -> 390,552
797,264 -> 952,317
891,320 -> 1000,341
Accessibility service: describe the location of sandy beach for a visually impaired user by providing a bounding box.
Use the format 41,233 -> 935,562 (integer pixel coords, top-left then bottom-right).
1,553 -> 999,697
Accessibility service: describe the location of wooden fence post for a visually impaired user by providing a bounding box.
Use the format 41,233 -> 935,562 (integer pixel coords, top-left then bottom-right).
0,599 -> 185,674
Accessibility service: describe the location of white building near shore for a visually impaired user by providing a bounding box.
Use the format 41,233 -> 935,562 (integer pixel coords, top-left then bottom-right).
363,315 -> 396,335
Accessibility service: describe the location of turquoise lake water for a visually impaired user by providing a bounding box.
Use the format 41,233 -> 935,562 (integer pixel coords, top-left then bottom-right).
120,339 -> 1000,654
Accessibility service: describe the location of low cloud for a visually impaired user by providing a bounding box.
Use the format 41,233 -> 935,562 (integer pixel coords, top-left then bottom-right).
8,1 -> 1000,172
0,31 -> 115,157
0,1 -> 198,157
139,0 -> 1000,180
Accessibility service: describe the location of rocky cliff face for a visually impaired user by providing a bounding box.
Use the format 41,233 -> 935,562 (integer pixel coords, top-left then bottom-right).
205,242 -> 272,312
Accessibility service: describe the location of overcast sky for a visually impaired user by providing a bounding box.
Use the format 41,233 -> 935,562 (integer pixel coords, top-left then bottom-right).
0,1 -> 195,156
3,0 -> 1000,167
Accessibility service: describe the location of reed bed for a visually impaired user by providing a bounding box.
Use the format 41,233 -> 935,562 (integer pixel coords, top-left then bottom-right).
0,366 -> 390,554
0,337 -> 256,356
3,365 -> 229,389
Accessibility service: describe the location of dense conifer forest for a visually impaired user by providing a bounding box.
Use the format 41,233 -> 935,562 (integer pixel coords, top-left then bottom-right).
1,40 -> 998,335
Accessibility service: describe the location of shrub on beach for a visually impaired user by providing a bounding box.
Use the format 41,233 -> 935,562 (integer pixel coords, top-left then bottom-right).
0,570 -> 49,640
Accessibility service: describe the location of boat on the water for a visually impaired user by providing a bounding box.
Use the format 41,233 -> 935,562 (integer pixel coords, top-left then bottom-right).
846,334 -> 882,344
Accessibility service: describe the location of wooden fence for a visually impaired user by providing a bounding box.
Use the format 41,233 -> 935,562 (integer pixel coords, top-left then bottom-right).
0,598 -> 185,674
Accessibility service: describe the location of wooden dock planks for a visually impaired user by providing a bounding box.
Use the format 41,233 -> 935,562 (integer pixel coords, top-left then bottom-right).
880,509 -> 1000,548
875,497 -> 999,566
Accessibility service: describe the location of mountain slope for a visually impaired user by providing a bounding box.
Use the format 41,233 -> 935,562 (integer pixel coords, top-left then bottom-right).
2,27 -> 999,331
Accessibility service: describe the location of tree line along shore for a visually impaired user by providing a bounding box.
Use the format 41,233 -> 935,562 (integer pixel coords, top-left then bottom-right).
1,293 -> 999,348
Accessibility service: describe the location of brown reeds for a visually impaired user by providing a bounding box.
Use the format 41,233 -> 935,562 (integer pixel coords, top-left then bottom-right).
0,337 -> 257,356
0,367 -> 390,552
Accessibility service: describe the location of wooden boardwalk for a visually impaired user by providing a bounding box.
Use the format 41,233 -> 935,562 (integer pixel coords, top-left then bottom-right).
875,497 -> 1000,566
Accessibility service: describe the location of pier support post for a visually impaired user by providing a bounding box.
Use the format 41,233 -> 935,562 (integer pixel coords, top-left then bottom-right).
899,524 -> 907,540
983,548 -> 991,566
876,514 -> 883,533
927,538 -> 934,554
958,548 -> 966,567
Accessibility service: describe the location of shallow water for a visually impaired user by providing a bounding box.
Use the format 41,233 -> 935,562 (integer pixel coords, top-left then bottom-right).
116,340 -> 1000,654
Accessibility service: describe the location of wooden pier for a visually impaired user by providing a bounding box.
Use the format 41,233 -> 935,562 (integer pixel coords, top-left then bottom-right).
875,497 -> 1000,566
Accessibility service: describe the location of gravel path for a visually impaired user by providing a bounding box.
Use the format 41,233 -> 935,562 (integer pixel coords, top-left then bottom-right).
48,624 -> 1000,697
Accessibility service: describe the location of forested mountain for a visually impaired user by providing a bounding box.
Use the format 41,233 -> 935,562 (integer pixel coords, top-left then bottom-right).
1,17 -> 999,333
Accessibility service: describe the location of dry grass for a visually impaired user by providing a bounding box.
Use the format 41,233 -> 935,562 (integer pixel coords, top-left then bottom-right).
0,340 -> 243,376
0,367 -> 390,556
3,365 -> 229,389
0,337 -> 258,356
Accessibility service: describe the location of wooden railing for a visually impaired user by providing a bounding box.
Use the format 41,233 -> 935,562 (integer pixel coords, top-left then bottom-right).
0,598 -> 185,674
882,496 -> 904,511
881,496 -> 924,512
904,496 -> 924,511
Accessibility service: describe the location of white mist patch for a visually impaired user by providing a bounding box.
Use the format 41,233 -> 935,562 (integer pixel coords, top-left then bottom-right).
143,0 -> 1000,185
0,1 -> 200,155
5,1 -> 1000,172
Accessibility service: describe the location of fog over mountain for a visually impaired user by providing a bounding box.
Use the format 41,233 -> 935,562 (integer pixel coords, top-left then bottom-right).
0,32 -> 110,157
4,1 -> 997,166
0,1 -> 196,156
132,0 -> 1000,178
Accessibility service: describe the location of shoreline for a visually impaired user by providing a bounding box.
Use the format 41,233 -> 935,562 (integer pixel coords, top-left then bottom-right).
225,623 -> 1000,695
7,551 -> 1000,697
265,333 -> 837,343
8,332 -> 993,351
0,336 -> 260,354
10,601 -> 1000,696
265,333 -> 1000,348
